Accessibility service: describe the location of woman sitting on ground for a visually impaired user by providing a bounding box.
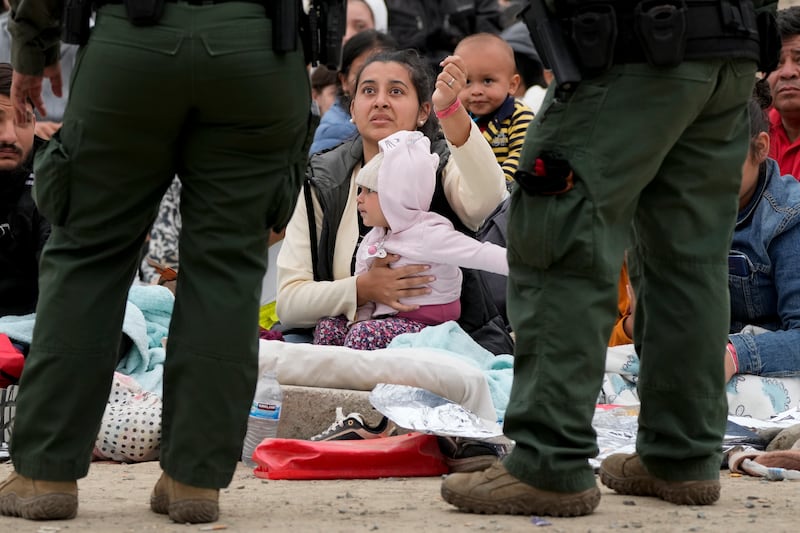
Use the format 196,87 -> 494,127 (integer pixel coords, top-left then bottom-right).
276,49 -> 508,347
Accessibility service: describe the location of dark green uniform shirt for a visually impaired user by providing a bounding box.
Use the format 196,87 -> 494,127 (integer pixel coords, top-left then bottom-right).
9,0 -> 63,74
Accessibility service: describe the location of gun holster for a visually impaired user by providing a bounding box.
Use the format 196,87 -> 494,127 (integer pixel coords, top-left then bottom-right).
634,0 -> 688,68
520,0 -> 582,93
123,0 -> 166,26
570,4 -> 617,73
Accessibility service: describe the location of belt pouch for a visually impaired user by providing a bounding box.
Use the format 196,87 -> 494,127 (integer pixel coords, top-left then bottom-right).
634,0 -> 688,67
570,5 -> 617,73
123,0 -> 166,26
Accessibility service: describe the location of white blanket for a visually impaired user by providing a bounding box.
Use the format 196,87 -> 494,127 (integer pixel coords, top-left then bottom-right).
601,344 -> 800,420
257,340 -> 497,422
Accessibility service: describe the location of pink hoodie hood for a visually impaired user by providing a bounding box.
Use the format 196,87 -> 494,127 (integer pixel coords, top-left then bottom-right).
353,130 -> 508,322
356,130 -> 440,232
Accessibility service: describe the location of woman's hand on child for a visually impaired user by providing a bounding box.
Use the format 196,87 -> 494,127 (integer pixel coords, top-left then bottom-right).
356,254 -> 434,312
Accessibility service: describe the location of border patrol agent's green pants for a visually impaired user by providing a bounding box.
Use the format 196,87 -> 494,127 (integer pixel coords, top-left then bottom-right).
504,59 -> 756,493
10,3 -> 310,488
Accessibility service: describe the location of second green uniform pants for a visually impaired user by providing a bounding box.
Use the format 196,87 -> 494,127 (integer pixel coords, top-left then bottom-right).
504,59 -> 756,493
10,3 -> 310,488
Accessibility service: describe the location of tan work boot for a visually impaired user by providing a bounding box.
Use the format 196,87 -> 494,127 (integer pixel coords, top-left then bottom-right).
441,461 -> 600,517
150,472 -> 219,524
599,453 -> 720,505
0,471 -> 78,520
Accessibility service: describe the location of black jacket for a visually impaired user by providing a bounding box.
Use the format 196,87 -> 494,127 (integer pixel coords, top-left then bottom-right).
0,137 -> 50,317
385,0 -> 503,71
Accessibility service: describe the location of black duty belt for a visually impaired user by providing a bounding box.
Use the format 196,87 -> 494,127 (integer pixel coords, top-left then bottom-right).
92,0 -> 283,45
97,0 -> 273,13
558,0 -> 761,68
614,3 -> 759,64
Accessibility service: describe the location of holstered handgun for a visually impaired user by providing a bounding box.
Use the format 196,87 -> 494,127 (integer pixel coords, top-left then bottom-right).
62,0 -> 93,45
520,0 -> 582,93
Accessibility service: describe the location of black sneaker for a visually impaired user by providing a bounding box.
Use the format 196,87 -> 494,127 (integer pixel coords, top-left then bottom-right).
437,436 -> 510,473
310,407 -> 396,441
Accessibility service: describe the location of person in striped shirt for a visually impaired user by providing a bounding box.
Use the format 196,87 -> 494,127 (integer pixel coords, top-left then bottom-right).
454,32 -> 534,189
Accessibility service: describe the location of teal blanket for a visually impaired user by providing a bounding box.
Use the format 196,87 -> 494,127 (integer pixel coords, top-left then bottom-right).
0,284 -> 173,396
116,285 -> 173,396
388,321 -> 513,422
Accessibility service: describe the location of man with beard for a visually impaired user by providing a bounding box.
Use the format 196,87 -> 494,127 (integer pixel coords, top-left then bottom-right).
0,62 -> 49,318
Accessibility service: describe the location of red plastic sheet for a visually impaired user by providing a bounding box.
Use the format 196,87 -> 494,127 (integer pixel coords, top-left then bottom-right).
0,334 -> 24,388
252,432 -> 449,480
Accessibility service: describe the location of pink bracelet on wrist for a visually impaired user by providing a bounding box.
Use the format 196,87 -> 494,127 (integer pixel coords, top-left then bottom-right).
726,343 -> 739,374
435,98 -> 461,120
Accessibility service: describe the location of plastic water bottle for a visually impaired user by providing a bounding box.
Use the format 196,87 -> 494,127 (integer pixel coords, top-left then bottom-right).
241,370 -> 283,467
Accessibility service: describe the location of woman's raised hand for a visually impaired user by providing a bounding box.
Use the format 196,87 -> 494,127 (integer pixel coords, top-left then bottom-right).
433,55 -> 467,111
432,55 -> 470,146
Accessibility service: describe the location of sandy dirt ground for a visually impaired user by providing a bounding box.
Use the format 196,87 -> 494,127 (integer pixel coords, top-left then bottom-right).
1,461 -> 798,533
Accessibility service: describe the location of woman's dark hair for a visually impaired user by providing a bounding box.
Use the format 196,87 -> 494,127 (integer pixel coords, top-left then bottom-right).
353,48 -> 441,140
338,29 -> 397,104
748,78 -> 771,163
